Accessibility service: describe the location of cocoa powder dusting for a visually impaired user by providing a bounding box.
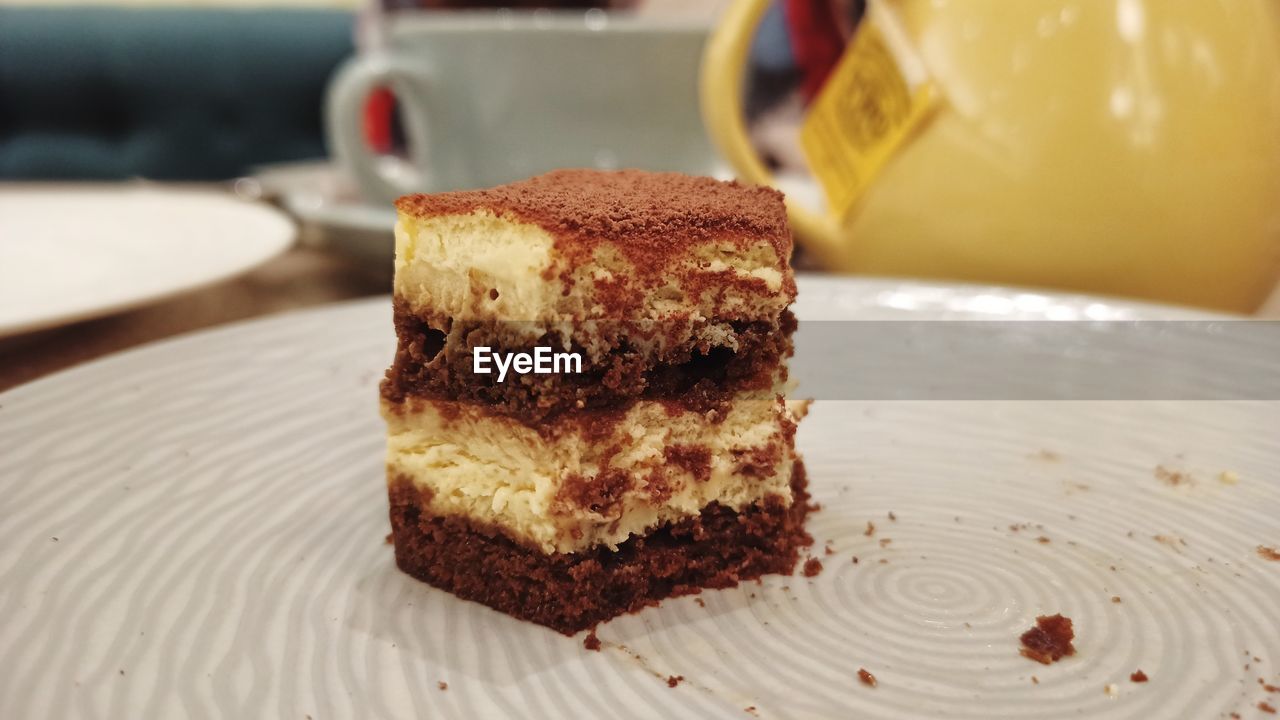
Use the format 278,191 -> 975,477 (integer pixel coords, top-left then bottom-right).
664,445 -> 712,483
394,170 -> 793,293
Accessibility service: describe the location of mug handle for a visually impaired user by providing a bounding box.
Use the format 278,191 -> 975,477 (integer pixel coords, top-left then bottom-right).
699,0 -> 846,269
325,52 -> 436,202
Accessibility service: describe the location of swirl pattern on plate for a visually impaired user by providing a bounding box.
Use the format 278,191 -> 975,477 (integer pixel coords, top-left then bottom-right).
1,284 -> 1278,719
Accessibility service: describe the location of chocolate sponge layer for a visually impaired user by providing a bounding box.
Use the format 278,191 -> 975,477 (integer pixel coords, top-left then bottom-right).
387,462 -> 812,635
381,301 -> 796,423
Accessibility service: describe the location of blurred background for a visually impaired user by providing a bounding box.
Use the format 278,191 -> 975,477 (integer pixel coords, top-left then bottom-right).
1,0 -> 1278,389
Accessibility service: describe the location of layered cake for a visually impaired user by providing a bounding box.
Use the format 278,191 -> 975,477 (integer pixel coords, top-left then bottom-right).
381,169 -> 811,634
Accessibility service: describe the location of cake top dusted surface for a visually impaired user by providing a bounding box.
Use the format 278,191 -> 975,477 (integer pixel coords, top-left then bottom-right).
394,169 -> 791,260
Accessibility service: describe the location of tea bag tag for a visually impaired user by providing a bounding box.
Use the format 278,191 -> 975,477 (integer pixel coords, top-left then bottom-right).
800,0 -> 938,223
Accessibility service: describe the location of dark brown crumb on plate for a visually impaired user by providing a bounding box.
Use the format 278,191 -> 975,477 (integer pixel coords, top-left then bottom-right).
864,521 -> 875,536
1031,675 -> 1039,684
438,681 -> 448,691
1259,546 -> 1280,561
695,597 -> 705,608
1019,614 -> 1075,664
744,706 -> 758,715
803,558 -> 823,577
583,631 -> 601,651
1111,596 -> 1122,603
1260,702 -> 1276,714
851,556 -> 859,564
1130,670 -> 1148,682
888,511 -> 896,521
384,532 -> 393,545
667,675 -> 683,688
857,668 -> 877,687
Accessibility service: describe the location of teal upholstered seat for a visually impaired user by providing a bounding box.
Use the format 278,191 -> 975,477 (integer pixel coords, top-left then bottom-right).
0,7 -> 353,180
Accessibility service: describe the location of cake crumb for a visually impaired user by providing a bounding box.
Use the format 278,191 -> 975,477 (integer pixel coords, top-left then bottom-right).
1258,546 -> 1280,562
864,521 -> 876,537
1031,675 -> 1039,684
1155,465 -> 1191,486
851,556 -> 859,564
879,538 -> 892,548
583,631 -> 601,651
1104,683 -> 1118,697
802,558 -> 823,577
1219,470 -> 1240,485
384,533 -> 393,545
1260,702 -> 1276,714
1130,670 -> 1148,682
888,511 -> 897,521
824,544 -> 834,556
438,681 -> 448,691
744,706 -> 758,716
1019,614 -> 1076,664
666,675 -> 683,688
1264,682 -> 1280,693
118,670 -> 125,676
1036,536 -> 1051,544
1033,449 -> 1061,462
857,668 -> 877,687
695,597 -> 706,608
878,559 -> 889,564
1111,596 -> 1122,603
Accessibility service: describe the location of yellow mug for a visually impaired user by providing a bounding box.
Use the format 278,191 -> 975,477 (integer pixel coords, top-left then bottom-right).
701,0 -> 1280,313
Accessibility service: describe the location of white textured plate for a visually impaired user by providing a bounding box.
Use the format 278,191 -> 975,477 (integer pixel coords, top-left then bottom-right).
0,186 -> 295,337
2,278 -> 1278,719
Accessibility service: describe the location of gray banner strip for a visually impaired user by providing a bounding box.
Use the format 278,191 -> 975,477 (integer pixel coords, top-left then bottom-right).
791,321 -> 1280,400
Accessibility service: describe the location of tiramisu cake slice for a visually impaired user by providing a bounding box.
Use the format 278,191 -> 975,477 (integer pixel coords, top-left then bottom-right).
381,169 -> 811,634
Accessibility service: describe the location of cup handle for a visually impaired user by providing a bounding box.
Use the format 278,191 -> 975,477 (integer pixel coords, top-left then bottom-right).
700,0 -> 846,268
325,52 -> 435,202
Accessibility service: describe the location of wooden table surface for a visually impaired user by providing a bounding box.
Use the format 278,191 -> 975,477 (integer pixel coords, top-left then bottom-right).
1,243 -> 1277,394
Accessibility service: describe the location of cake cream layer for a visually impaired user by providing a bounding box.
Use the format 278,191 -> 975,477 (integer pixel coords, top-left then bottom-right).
393,170 -> 796,340
382,395 -> 809,555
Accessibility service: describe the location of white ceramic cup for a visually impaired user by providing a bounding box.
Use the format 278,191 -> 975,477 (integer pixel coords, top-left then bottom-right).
325,11 -> 723,203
